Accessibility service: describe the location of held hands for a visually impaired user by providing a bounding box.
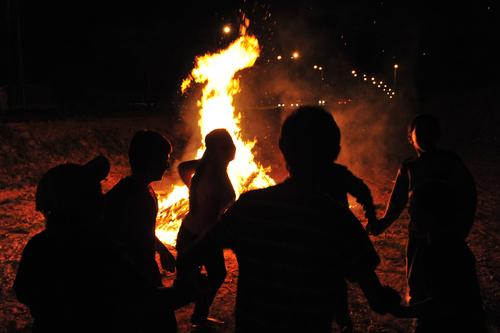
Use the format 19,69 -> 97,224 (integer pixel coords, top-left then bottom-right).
366,217 -> 392,236
159,249 -> 176,273
382,285 -> 402,312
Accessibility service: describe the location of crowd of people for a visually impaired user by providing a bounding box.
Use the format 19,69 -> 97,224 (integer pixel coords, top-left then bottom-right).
13,106 -> 486,332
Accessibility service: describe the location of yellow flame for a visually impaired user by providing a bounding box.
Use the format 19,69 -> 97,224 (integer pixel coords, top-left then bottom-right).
156,20 -> 275,246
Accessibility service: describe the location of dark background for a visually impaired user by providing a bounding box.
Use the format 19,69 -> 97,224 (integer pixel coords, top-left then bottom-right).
2,0 -> 499,119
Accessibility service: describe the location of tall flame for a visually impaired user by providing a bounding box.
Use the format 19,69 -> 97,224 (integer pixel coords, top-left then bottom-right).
156,20 -> 275,246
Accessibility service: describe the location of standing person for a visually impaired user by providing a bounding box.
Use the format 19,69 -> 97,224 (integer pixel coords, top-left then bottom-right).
188,107 -> 404,333
175,128 -> 236,330
105,130 -> 177,332
370,114 -> 486,332
14,157 -> 112,332
312,114 -> 378,333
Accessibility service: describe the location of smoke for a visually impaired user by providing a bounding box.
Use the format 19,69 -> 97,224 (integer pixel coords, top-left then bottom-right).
171,4 -> 417,187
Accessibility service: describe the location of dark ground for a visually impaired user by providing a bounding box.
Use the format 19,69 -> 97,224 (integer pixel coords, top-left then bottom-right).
0,112 -> 499,332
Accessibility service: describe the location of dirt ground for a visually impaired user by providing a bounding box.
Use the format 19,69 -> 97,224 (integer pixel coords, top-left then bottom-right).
0,114 -> 499,332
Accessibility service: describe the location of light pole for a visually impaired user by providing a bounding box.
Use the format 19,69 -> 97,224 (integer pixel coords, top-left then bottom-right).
393,64 -> 399,88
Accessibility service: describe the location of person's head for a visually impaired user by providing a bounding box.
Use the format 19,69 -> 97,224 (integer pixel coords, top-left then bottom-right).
408,114 -> 441,153
279,106 -> 341,176
36,156 -> 110,229
204,129 -> 236,165
129,130 -> 172,181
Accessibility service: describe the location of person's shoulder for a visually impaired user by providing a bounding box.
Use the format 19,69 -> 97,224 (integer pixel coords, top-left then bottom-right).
20,230 -> 52,257
330,163 -> 351,176
402,155 -> 417,166
331,163 -> 349,172
27,230 -> 50,245
106,177 -> 150,201
400,155 -> 418,172
105,177 -> 131,197
439,149 -> 464,163
238,183 -> 283,201
233,182 -> 294,209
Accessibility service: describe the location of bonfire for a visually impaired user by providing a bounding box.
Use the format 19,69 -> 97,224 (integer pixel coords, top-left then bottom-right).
155,17 -> 275,246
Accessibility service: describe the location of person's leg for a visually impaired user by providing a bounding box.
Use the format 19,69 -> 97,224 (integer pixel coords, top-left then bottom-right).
407,233 -> 431,305
174,225 -> 202,302
335,280 -> 353,333
191,247 -> 227,325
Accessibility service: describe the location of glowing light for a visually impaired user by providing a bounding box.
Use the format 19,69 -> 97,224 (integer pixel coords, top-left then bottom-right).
394,64 -> 399,69
314,65 -> 318,69
292,51 -> 299,59
318,66 -> 323,70
351,70 -> 356,74
223,25 -> 231,34
277,55 -> 282,60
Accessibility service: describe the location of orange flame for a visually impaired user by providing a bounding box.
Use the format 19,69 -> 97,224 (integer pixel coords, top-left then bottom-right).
156,19 -> 275,246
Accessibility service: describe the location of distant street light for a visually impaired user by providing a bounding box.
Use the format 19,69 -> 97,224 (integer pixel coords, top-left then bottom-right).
292,51 -> 300,59
223,25 -> 231,34
393,64 -> 399,87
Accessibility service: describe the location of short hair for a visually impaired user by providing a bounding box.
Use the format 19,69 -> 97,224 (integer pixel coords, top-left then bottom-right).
129,130 -> 172,174
279,106 -> 341,172
408,114 -> 441,150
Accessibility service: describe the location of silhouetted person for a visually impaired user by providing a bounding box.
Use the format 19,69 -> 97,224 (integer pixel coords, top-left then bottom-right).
175,128 -> 236,329
105,130 -> 177,332
187,107 -> 403,333
370,114 -> 486,332
13,156 -> 146,332
305,111 -> 377,333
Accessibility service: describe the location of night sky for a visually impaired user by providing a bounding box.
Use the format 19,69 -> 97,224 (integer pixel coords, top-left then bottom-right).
3,0 -> 499,115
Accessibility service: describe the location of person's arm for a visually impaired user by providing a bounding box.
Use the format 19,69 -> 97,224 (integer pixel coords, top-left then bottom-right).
14,241 -> 36,307
344,170 -> 377,222
369,164 -> 409,235
356,269 -> 402,315
178,160 -> 200,188
155,237 -> 176,272
182,194 -> 243,261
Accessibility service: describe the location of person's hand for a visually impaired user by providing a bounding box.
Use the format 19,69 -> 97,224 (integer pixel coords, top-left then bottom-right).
365,217 -> 378,234
368,217 -> 391,236
159,250 -> 176,273
381,285 -> 402,313
389,304 -> 417,318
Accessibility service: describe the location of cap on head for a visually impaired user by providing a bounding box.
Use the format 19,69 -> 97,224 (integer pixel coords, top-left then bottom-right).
129,130 -> 172,174
279,106 -> 341,173
408,114 -> 441,151
35,156 -> 110,223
